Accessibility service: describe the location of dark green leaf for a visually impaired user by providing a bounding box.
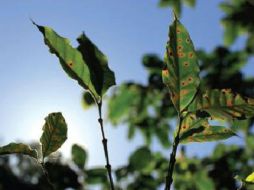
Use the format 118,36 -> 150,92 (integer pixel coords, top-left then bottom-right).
77,33 -> 116,96
40,112 -> 67,159
0,143 -> 37,159
82,91 -> 95,109
85,168 -> 107,184
71,144 -> 87,169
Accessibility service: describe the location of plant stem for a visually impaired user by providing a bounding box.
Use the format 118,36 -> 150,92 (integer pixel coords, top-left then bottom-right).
164,116 -> 184,190
40,163 -> 55,190
97,100 -> 115,190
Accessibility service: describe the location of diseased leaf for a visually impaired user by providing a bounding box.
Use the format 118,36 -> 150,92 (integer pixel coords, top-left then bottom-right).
35,23 -> 115,101
162,17 -> 200,113
71,144 -> 87,169
0,143 -> 37,159
77,33 -> 115,96
179,113 -> 236,143
188,89 -> 254,120
40,112 -> 67,159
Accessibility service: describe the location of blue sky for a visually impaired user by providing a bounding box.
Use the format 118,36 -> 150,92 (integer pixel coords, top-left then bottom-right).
0,0 -> 250,168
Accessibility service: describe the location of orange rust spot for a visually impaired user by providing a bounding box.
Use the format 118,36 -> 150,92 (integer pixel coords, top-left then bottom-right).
182,125 -> 187,130
178,38 -> 183,43
177,45 -> 183,50
180,89 -> 189,96
188,77 -> 193,82
226,100 -> 233,107
188,52 -> 194,58
178,52 -> 185,58
184,61 -> 189,67
176,28 -> 181,33
68,62 -> 73,67
162,69 -> 169,76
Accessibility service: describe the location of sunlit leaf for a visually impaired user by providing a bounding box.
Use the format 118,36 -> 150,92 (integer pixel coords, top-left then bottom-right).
188,89 -> 254,120
162,17 -> 200,113
71,144 -> 87,169
35,23 -> 115,101
0,143 -> 37,159
179,113 -> 236,143
246,172 -> 254,183
40,112 -> 67,159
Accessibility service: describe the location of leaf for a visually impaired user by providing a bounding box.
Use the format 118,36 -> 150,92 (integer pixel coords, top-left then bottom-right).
246,172 -> 254,183
85,168 -> 107,184
77,33 -> 115,96
71,144 -> 87,169
162,17 -> 200,113
129,146 -> 154,173
0,143 -> 37,159
188,89 -> 254,120
179,113 -> 236,143
40,112 -> 67,159
34,23 -> 115,101
108,84 -> 142,125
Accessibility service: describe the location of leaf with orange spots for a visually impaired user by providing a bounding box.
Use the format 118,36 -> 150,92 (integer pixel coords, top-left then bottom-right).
34,23 -> 115,102
40,112 -> 67,160
188,89 -> 254,120
179,113 -> 236,143
0,143 -> 38,159
162,17 -> 200,113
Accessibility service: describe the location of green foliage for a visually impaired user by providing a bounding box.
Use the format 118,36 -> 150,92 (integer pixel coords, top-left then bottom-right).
85,168 -> 107,185
71,144 -> 87,169
162,17 -> 200,113
40,112 -> 67,160
179,113 -> 236,143
0,143 -> 37,159
34,23 -> 115,102
188,89 -> 254,120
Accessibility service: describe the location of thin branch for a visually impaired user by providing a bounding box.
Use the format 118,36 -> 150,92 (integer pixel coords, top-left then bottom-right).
164,116 -> 184,190
97,100 -> 115,190
39,163 -> 55,190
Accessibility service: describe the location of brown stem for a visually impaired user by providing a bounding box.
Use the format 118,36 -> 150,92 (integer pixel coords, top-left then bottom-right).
97,101 -> 115,190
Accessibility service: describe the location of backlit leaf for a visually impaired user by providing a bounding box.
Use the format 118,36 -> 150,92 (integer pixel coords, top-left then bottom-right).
85,168 -> 107,184
40,112 -> 67,159
35,23 -> 115,101
77,33 -> 115,96
188,89 -> 254,120
180,113 -> 236,143
246,172 -> 254,183
162,17 -> 200,113
0,143 -> 37,159
71,144 -> 87,169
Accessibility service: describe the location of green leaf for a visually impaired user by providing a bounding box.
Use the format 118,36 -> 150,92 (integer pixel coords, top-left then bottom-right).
129,146 -> 154,173
0,143 -> 37,159
85,168 -> 107,184
71,144 -> 87,169
40,112 -> 67,159
162,17 -> 200,113
180,113 -> 236,143
188,89 -> 254,120
34,23 -> 115,101
77,33 -> 115,96
246,172 -> 254,183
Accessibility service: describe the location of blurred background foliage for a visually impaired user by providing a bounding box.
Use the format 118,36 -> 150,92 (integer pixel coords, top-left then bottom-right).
1,0 -> 254,189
